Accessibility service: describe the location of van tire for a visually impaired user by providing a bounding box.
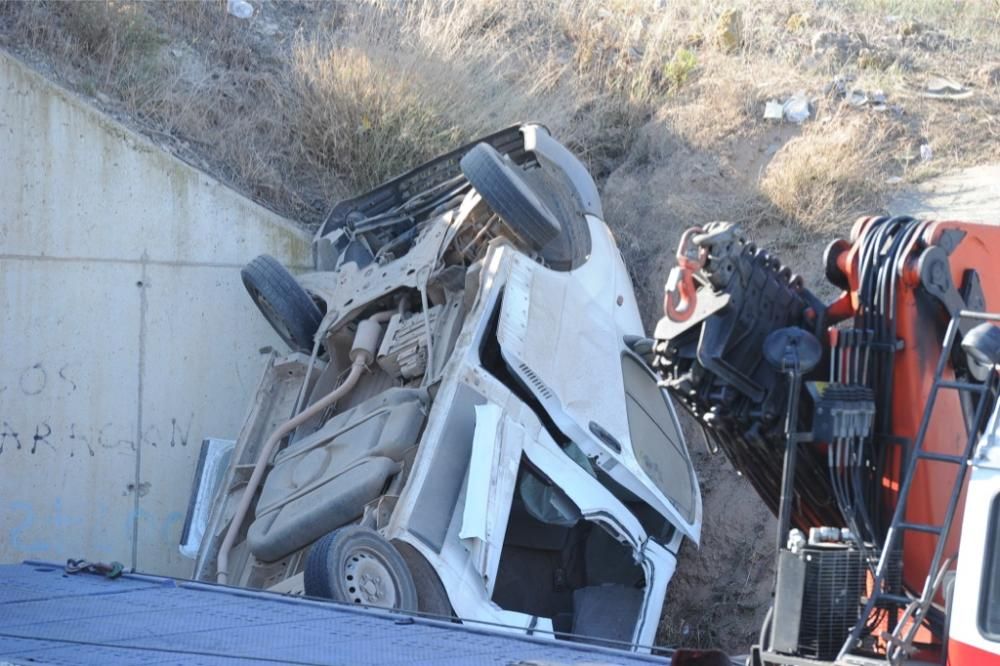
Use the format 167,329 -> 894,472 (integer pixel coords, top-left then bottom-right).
460,143 -> 562,252
241,254 -> 322,353
304,526 -> 418,611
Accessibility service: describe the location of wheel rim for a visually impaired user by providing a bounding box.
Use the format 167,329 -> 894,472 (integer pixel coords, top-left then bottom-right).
343,548 -> 397,608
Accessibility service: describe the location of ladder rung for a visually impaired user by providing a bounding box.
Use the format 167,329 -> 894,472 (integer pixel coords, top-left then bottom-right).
898,521 -> 942,534
873,592 -> 911,606
937,379 -> 987,393
917,450 -> 967,464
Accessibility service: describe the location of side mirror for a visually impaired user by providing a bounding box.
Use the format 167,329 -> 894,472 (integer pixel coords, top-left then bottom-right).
962,322 -> 1000,381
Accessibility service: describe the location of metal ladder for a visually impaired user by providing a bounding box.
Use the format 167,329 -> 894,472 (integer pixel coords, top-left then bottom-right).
838,310 -> 999,664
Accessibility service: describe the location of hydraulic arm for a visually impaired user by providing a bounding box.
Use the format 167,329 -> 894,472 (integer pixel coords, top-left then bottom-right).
651,217 -> 1000,663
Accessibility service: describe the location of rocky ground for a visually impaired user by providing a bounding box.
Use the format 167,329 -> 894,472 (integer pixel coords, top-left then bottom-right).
2,0 -> 998,654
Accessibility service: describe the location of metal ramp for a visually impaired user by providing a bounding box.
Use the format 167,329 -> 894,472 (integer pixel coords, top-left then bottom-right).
0,562 -> 669,666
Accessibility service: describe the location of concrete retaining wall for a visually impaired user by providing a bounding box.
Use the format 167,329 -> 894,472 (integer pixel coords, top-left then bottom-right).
0,51 -> 312,576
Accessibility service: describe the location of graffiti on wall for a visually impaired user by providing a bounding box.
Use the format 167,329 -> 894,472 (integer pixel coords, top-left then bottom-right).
1,360 -> 198,568
0,361 -> 194,457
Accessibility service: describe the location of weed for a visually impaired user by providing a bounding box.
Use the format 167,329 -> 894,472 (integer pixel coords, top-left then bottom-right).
761,116 -> 892,234
665,48 -> 698,91
288,41 -> 469,193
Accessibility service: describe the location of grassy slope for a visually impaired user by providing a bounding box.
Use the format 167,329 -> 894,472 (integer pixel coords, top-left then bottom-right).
2,0 -> 998,653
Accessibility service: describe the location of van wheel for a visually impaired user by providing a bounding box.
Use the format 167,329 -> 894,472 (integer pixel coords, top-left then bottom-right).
241,254 -> 322,353
304,526 -> 418,611
392,539 -> 453,618
460,143 -> 562,252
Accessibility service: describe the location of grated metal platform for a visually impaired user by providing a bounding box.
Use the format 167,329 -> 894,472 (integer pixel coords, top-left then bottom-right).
0,562 -> 667,665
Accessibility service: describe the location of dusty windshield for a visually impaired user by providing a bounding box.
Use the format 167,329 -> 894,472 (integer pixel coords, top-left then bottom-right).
621,354 -> 696,522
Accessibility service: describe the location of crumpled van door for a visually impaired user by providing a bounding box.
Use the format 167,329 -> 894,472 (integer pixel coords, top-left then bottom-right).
496,218 -> 701,544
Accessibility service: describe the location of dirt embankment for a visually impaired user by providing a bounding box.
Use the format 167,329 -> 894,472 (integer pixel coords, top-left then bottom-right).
2,0 -> 999,654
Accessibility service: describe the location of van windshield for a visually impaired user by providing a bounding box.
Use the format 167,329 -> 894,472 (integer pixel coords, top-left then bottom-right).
621,354 -> 696,522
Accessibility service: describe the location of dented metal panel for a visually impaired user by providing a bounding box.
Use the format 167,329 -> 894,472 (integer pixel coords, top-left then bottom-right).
459,403 -> 524,596
497,220 -> 702,543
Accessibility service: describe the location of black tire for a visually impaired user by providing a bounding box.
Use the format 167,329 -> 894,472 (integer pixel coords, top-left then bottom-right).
304,526 -> 418,611
241,254 -> 322,353
391,539 -> 453,618
460,143 -> 562,252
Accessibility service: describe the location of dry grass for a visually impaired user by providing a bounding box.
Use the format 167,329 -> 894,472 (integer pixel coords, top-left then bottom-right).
5,0 -> 821,218
290,44 -> 467,191
3,0 -> 163,95
843,0 -> 1000,44
3,0 -> 695,217
2,0 -> 997,223
760,116 -> 892,234
284,1 -> 585,194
